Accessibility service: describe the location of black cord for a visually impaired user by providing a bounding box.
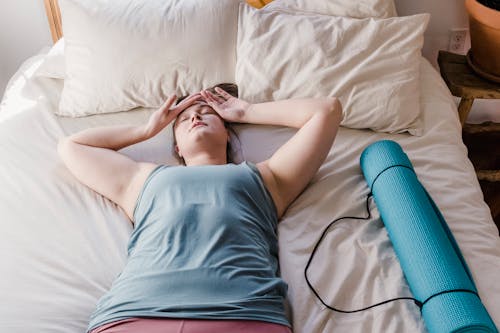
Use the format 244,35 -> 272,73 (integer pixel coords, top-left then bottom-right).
368,164 -> 414,194
303,191 -> 479,313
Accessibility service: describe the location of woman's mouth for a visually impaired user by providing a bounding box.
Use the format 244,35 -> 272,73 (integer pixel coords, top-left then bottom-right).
190,122 -> 207,131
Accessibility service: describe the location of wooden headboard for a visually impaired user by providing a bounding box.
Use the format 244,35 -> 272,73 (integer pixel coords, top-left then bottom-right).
44,0 -> 62,43
43,0 -> 274,44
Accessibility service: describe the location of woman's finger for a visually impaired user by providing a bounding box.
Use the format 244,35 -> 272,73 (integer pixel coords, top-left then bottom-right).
200,90 -> 216,104
174,93 -> 200,109
160,95 -> 177,111
214,87 -> 233,100
200,91 -> 220,110
173,93 -> 203,112
203,96 -> 217,109
205,90 -> 225,104
178,93 -> 202,106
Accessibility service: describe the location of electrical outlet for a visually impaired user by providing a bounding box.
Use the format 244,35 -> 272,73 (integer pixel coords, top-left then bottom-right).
449,29 -> 468,53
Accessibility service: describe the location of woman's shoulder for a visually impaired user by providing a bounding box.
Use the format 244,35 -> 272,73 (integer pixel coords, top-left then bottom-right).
127,163 -> 167,223
241,160 -> 284,219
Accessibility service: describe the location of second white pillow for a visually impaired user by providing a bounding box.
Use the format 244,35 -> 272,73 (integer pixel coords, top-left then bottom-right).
236,4 -> 429,135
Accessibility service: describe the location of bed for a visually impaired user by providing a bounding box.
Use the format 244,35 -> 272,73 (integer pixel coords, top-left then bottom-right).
1,0 -> 499,332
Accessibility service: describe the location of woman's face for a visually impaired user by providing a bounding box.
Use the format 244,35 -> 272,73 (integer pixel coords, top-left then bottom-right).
173,101 -> 228,159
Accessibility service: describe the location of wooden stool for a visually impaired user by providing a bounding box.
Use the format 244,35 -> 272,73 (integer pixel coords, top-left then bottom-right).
438,50 -> 500,182
438,50 -> 500,127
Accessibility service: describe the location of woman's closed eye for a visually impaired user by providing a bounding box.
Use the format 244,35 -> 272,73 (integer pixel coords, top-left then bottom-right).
200,107 -> 216,115
177,106 -> 216,124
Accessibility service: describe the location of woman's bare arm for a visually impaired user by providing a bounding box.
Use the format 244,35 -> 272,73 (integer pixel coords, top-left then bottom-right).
57,94 -> 202,222
243,98 -> 341,129
244,98 -> 342,218
62,124 -> 149,150
57,125 -> 156,221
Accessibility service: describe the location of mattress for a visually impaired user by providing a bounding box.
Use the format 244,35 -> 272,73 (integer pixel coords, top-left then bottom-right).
0,50 -> 499,333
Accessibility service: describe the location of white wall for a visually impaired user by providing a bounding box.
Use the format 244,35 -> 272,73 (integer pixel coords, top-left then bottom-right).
396,0 -> 499,123
0,0 -> 498,123
0,0 -> 52,96
396,0 -> 471,68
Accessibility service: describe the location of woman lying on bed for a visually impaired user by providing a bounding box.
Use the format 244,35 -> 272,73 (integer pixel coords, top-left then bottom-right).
57,83 -> 342,333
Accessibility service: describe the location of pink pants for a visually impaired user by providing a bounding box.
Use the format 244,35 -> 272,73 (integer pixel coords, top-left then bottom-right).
90,317 -> 293,333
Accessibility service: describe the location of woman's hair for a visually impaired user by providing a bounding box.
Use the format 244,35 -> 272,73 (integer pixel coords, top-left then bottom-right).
172,83 -> 239,165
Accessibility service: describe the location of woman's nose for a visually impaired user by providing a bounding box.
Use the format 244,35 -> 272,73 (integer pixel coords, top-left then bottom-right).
191,113 -> 202,122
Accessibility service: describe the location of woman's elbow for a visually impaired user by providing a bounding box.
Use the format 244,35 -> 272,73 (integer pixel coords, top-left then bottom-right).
321,97 -> 343,124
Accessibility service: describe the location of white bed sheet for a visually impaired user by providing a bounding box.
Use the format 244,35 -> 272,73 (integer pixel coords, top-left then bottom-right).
0,51 -> 499,333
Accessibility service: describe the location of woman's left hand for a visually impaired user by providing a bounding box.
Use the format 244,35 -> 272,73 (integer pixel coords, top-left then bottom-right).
201,87 -> 251,123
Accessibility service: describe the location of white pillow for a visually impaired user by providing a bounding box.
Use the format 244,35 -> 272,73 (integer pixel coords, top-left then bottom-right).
264,0 -> 397,18
34,38 -> 65,79
58,0 -> 242,117
236,4 -> 429,135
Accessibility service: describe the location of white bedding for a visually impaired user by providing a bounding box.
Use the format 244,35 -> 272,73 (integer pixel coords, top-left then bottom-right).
0,51 -> 499,333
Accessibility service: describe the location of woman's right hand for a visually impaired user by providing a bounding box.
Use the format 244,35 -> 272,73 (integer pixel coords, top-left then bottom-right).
142,93 -> 203,138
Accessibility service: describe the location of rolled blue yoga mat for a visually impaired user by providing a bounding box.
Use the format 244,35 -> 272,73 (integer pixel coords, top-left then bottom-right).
360,140 -> 497,333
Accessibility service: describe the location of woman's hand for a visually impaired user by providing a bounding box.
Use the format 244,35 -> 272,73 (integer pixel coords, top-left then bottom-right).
142,93 -> 203,138
201,87 -> 251,123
